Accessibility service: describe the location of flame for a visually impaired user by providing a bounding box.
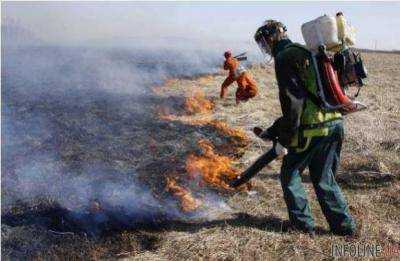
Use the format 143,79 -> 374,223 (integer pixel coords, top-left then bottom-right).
164,79 -> 179,87
209,120 -> 249,143
156,78 -> 251,212
185,139 -> 240,190
198,75 -> 214,85
184,90 -> 214,114
165,176 -> 202,212
156,110 -> 248,146
155,89 -> 214,120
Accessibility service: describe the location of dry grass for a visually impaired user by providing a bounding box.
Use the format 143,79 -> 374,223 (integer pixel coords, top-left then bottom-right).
2,52 -> 399,260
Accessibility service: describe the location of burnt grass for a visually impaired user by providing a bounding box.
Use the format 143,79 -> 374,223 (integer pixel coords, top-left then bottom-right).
1,86 -> 249,259
2,51 -> 400,260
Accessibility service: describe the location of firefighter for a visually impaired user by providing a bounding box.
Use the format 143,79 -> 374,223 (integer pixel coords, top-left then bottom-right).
221,51 -> 258,104
253,20 -> 356,236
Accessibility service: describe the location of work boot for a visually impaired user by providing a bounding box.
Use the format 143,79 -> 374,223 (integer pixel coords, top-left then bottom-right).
331,219 -> 359,238
306,228 -> 316,238
299,227 -> 315,238
331,227 -> 359,238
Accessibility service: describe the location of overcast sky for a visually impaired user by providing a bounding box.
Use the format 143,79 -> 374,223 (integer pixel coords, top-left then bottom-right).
3,1 -> 400,50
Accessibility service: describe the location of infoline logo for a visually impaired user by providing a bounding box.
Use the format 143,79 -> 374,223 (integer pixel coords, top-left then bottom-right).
331,243 -> 400,258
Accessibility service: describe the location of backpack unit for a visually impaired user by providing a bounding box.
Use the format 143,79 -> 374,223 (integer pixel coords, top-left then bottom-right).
301,12 -> 368,114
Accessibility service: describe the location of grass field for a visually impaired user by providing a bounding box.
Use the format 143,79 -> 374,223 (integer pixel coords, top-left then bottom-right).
2,51 -> 399,260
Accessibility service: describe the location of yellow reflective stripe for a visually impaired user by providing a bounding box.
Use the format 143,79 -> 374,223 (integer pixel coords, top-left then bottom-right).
324,112 -> 342,121
302,110 -> 342,126
303,127 -> 329,137
290,127 -> 329,148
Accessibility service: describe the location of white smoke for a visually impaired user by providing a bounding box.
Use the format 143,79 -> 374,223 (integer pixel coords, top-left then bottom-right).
1,18 -> 246,228
1,3 -> 267,232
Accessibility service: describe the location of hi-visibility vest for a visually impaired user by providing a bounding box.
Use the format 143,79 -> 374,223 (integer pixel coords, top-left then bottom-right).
284,44 -> 342,149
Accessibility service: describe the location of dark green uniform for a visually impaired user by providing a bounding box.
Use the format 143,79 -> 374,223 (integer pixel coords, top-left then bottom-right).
262,39 -> 356,234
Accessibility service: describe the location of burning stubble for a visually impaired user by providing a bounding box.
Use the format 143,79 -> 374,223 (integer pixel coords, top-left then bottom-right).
185,139 -> 240,190
2,9 -> 255,235
1,43 -> 225,233
184,89 -> 215,115
165,176 -> 202,213
157,88 -> 252,212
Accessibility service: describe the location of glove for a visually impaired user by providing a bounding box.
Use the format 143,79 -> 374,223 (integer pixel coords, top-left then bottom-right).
253,126 -> 263,137
253,126 -> 275,141
274,142 -> 288,156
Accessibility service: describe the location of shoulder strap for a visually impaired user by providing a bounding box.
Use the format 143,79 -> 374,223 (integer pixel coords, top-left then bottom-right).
285,43 -> 313,55
304,88 -> 324,108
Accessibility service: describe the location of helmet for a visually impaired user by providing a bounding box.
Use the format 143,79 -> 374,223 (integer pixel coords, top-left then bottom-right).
254,20 -> 287,59
224,50 -> 232,59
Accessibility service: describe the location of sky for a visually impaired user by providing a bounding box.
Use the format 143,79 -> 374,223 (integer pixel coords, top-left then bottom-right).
3,1 -> 400,50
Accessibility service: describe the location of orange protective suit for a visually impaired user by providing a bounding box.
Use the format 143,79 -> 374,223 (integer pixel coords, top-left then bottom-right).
220,52 -> 258,104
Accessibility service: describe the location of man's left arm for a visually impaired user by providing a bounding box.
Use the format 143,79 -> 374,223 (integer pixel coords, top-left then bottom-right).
274,57 -> 307,148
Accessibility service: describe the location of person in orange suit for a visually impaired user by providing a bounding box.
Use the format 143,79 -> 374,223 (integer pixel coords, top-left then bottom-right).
220,51 -> 258,104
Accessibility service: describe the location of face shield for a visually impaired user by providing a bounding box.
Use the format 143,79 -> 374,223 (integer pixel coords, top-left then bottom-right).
255,35 -> 273,63
254,21 -> 287,64
254,25 -> 274,64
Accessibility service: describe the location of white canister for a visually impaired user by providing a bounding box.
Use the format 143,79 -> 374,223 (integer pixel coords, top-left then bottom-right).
301,15 -> 341,51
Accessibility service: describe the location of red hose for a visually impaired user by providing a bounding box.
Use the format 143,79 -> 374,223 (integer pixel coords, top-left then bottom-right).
320,56 -> 352,106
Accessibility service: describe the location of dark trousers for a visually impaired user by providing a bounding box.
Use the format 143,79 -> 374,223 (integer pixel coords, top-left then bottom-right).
280,121 -> 355,233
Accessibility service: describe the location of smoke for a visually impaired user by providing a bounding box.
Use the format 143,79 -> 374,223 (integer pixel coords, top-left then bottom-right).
2,46 -> 215,196
1,5 -> 259,232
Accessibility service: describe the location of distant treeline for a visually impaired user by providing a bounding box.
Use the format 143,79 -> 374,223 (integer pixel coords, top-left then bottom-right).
357,48 -> 400,54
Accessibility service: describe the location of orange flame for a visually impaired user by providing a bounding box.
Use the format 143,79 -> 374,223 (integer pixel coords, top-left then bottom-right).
209,120 -> 249,143
198,75 -> 214,85
164,78 -> 179,87
156,80 -> 251,212
185,139 -> 240,190
184,90 -> 214,114
165,176 -> 202,212
156,111 -> 248,146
